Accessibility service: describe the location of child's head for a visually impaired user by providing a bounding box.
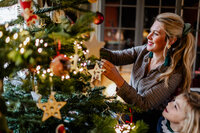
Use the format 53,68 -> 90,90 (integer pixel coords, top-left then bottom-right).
162,91 -> 200,133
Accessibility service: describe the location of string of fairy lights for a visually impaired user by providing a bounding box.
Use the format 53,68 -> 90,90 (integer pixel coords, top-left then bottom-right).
0,23 -> 92,81
1,17 -> 139,133
115,123 -> 136,133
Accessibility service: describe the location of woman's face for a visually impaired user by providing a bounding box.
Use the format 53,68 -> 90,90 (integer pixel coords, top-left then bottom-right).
162,95 -> 187,123
147,20 -> 167,54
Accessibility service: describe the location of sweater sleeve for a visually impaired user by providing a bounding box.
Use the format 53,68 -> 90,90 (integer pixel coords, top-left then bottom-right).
116,72 -> 182,111
100,45 -> 146,66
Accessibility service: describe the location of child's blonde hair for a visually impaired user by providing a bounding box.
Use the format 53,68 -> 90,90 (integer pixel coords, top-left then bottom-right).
179,92 -> 200,133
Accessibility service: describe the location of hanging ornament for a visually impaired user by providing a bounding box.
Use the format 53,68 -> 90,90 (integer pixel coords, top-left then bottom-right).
93,11 -> 104,25
31,91 -> 42,102
88,0 -> 97,3
50,54 -> 71,76
70,44 -> 79,72
84,34 -> 105,58
55,124 -> 66,133
70,54 -> 79,72
19,0 -> 39,27
50,10 -> 66,23
37,92 -> 66,121
88,63 -> 105,82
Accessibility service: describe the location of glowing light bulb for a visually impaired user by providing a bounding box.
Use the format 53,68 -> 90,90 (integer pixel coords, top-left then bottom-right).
36,65 -> 41,71
38,48 -> 43,53
5,37 -> 10,43
36,39 -> 39,43
65,75 -> 70,79
73,71 -> 77,74
13,33 -> 18,40
79,68 -> 83,72
40,39 -> 43,43
35,42 -> 39,47
26,37 -> 30,42
19,43 -> 23,47
23,40 -> 28,46
43,70 -> 46,74
47,69 -> 51,73
44,43 -> 48,47
0,31 -> 3,38
20,48 -> 25,54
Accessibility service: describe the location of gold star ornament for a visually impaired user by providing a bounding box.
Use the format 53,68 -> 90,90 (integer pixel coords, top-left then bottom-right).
88,63 -> 105,82
37,92 -> 66,121
84,35 -> 105,58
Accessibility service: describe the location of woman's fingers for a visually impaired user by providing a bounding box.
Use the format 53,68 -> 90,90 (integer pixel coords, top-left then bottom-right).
101,59 -> 114,71
100,59 -> 125,87
101,59 -> 116,76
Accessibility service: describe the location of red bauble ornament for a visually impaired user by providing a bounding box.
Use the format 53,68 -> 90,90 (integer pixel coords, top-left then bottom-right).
50,54 -> 71,76
93,11 -> 104,25
56,124 -> 66,133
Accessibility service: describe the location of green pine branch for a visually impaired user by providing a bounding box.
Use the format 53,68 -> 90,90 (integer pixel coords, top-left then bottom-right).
0,0 -> 18,7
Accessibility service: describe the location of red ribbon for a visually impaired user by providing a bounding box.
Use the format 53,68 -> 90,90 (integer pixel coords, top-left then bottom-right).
56,40 -> 61,56
125,108 -> 133,123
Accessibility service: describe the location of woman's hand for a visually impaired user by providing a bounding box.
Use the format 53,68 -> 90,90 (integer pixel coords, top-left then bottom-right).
101,59 -> 125,88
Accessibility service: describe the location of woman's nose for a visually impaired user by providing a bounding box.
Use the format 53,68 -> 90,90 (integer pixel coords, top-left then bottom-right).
168,101 -> 173,107
147,32 -> 152,40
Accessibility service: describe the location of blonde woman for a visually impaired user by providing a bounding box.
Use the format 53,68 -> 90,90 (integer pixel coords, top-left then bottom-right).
157,91 -> 200,133
101,12 -> 195,132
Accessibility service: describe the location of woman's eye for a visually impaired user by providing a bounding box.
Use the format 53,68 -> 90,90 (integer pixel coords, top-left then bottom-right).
154,32 -> 158,36
174,105 -> 177,109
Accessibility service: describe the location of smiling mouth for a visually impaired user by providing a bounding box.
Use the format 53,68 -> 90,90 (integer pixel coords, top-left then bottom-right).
148,41 -> 153,45
164,108 -> 168,113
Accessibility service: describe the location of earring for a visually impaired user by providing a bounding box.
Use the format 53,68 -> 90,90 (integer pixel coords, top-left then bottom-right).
167,44 -> 171,49
164,51 -> 170,66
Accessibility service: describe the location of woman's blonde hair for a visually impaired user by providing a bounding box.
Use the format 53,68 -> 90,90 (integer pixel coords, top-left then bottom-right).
156,13 -> 195,92
179,92 -> 200,133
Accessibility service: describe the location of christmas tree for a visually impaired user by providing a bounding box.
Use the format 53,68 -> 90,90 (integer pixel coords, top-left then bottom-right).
0,0 -> 148,132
